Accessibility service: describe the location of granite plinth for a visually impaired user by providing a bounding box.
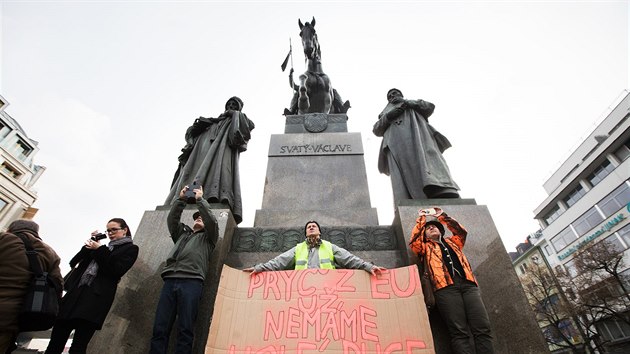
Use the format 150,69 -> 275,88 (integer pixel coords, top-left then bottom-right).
394,200 -> 549,354
227,225 -> 404,270
284,113 -> 348,133
87,205 -> 236,354
255,132 -> 377,227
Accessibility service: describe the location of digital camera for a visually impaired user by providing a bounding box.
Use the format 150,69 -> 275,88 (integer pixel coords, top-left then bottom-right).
91,233 -> 107,241
185,180 -> 199,204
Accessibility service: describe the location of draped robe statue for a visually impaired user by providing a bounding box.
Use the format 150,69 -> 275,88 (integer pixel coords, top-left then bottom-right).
373,89 -> 459,203
166,96 -> 254,224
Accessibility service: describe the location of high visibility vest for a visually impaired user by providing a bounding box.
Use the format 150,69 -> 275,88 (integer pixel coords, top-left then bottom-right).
294,240 -> 335,270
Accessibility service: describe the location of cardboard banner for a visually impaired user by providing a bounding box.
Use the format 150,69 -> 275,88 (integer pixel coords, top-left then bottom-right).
206,265 -> 434,354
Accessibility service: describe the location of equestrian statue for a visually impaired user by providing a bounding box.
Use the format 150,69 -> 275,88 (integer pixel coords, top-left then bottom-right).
283,17 -> 351,115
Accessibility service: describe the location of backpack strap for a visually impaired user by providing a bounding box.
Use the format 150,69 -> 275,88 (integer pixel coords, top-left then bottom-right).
14,233 -> 44,276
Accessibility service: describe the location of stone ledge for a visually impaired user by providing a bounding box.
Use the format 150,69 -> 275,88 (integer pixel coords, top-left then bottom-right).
232,225 -> 397,252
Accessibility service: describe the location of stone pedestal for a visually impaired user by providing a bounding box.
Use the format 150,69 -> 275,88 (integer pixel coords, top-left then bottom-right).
87,204 -> 236,354
394,199 -> 549,354
254,119 -> 378,227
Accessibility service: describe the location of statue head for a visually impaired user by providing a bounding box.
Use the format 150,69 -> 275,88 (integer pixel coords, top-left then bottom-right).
387,88 -> 403,102
225,96 -> 244,111
298,17 -> 320,61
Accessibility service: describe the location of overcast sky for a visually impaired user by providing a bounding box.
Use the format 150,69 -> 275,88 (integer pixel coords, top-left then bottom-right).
1,0 -> 628,272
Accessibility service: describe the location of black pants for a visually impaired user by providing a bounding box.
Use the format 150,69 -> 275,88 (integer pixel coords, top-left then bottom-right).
45,319 -> 97,354
434,274 -> 495,354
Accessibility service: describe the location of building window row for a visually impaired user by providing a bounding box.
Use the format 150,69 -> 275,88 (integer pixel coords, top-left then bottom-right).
542,139 -> 629,228
572,207 -> 604,236
550,181 -> 630,253
595,313 -> 630,343
14,139 -> 32,161
614,137 -> 630,162
544,205 -> 564,226
563,184 -> 586,208
551,227 -> 577,252
586,159 -> 615,187
0,162 -> 21,179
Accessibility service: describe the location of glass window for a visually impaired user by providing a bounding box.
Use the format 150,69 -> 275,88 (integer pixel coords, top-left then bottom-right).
602,235 -> 624,253
0,198 -> 6,213
0,162 -> 21,179
544,245 -> 552,256
544,205 -> 563,225
614,137 -> 630,162
620,268 -> 630,293
0,121 -> 8,139
598,182 -> 630,217
519,264 -> 527,274
14,139 -> 32,161
617,224 -> 630,249
597,316 -> 630,341
552,227 -> 577,252
564,259 -> 579,278
572,207 -> 604,236
587,159 -> 615,187
563,185 -> 586,208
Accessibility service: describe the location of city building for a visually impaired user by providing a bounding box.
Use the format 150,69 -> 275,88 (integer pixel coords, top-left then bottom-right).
0,94 -> 45,229
511,232 -> 586,353
530,91 -> 630,352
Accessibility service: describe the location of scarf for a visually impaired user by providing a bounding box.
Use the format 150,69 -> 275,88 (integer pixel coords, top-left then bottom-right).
78,237 -> 133,287
305,236 -> 322,249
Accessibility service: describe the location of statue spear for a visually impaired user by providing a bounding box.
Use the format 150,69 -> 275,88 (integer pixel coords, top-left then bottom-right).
280,38 -> 293,72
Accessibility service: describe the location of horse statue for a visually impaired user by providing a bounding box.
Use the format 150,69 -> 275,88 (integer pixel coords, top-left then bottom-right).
284,17 -> 350,115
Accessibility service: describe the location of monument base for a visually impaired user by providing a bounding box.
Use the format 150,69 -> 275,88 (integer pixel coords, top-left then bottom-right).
393,199 -> 549,354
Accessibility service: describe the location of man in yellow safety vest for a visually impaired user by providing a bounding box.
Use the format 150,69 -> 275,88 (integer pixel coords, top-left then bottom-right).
244,221 -> 385,275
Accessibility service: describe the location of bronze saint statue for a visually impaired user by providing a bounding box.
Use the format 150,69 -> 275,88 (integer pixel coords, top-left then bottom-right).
166,96 -> 254,224
283,17 -> 350,115
373,89 -> 460,203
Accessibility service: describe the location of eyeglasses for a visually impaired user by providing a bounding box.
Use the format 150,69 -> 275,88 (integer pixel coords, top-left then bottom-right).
106,228 -> 123,234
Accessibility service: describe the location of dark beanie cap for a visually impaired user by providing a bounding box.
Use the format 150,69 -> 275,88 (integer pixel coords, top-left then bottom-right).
8,219 -> 40,238
424,220 -> 445,237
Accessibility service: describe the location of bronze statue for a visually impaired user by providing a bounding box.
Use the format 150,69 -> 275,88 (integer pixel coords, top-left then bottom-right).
166,97 -> 254,224
283,17 -> 350,115
373,89 -> 460,203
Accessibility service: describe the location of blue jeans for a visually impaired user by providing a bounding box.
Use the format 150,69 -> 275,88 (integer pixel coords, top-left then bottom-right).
434,274 -> 495,354
149,278 -> 203,354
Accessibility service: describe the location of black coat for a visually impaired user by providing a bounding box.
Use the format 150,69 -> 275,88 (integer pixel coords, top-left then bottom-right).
59,242 -> 138,328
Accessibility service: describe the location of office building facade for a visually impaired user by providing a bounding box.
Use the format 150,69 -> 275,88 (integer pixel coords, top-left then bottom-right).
0,95 -> 45,229
531,91 -> 630,350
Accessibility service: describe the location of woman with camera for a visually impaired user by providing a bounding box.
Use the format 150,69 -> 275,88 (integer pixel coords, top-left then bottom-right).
45,218 -> 139,354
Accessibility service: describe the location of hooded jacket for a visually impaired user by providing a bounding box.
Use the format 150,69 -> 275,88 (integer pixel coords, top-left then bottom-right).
409,213 -> 477,291
0,230 -> 62,332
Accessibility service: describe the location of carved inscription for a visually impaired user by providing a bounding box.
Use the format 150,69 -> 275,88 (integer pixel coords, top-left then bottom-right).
278,143 -> 353,154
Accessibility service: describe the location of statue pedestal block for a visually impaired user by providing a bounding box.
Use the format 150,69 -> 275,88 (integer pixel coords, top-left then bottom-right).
393,199 -> 549,354
254,131 -> 378,227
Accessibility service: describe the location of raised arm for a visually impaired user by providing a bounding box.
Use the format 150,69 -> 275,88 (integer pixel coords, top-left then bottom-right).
409,214 -> 428,255
198,198 -> 219,247
438,212 -> 468,249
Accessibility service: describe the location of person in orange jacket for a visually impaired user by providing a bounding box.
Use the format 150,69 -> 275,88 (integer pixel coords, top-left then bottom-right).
409,207 -> 494,354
